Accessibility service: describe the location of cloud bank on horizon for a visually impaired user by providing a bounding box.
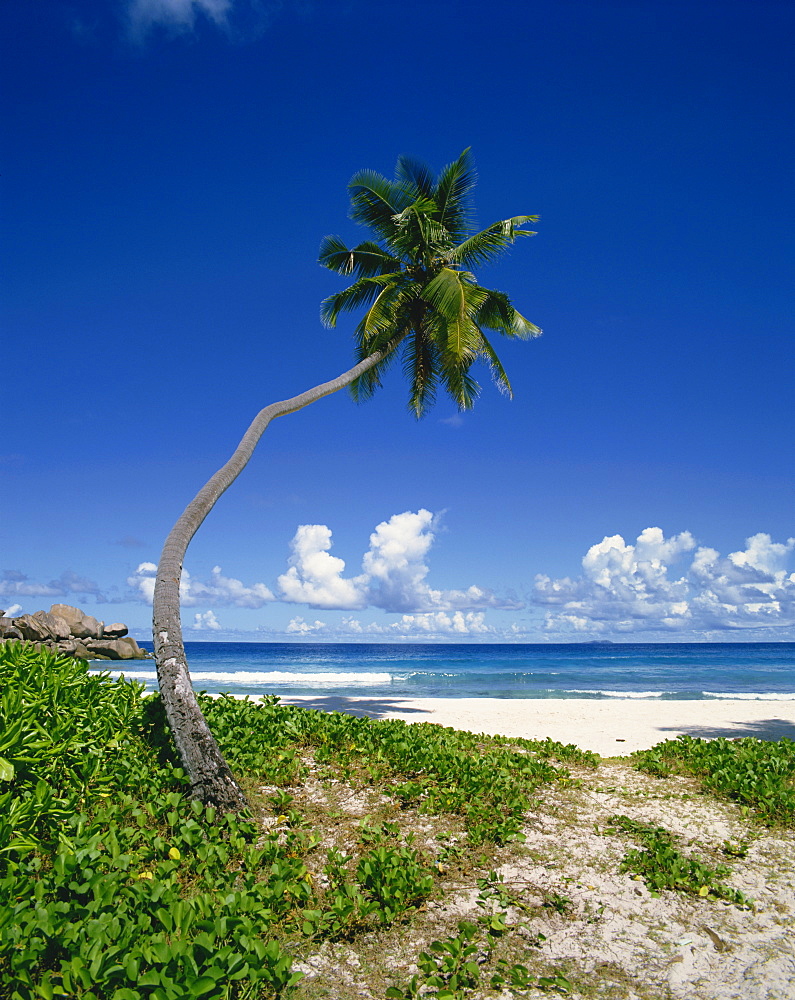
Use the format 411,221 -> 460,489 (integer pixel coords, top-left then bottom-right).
535,528 -> 795,637
0,569 -> 107,603
284,610 -> 493,640
4,513 -> 794,640
118,520 -> 795,639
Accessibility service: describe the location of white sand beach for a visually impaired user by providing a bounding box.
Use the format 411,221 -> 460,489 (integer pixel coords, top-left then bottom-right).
279,695 -> 795,756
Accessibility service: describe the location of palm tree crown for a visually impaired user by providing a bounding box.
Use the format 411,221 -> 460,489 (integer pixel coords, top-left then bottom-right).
319,148 -> 541,417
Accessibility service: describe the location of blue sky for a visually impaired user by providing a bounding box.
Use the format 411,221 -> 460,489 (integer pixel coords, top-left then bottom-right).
2,0 -> 793,642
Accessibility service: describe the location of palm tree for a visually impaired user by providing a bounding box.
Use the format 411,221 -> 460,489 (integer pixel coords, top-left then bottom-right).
152,149 -> 540,812
319,148 -> 540,416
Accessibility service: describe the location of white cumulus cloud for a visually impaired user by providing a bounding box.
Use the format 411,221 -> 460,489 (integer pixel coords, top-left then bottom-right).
193,610 -> 222,630
280,611 -> 497,641
127,510 -> 517,619
388,611 -> 492,636
128,562 -> 274,608
362,509 -> 438,611
277,510 -> 520,614
286,616 -> 327,634
689,534 -> 795,629
278,525 -> 367,609
535,529 -> 795,636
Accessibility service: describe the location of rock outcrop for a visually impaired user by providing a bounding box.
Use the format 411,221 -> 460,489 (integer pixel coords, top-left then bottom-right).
0,604 -> 149,660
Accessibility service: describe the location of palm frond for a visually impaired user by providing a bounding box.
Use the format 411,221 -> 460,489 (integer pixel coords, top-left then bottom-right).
434,148 -> 477,241
348,169 -> 412,239
390,201 -> 452,258
349,329 -> 404,402
320,273 -> 400,328
475,287 -> 542,339
395,155 -> 436,199
349,357 -> 386,403
318,235 -> 356,275
422,268 -> 486,326
350,241 -> 402,277
448,216 -> 538,268
402,329 -> 440,418
319,236 -> 402,278
477,329 -> 514,397
354,281 -> 412,344
439,353 -> 480,411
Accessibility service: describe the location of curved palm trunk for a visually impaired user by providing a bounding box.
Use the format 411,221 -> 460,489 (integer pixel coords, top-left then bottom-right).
153,350 -> 387,812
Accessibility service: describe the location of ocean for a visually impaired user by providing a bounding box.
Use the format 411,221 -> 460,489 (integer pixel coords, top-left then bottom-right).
99,641 -> 795,701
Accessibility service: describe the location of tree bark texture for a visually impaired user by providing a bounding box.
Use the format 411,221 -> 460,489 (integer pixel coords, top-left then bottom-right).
153,351 -> 387,812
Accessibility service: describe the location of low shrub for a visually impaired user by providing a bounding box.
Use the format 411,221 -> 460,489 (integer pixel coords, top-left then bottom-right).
632,734 -> 795,826
0,643 -> 300,999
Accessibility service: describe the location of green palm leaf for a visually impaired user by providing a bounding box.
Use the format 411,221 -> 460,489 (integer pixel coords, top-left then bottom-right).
422,270 -> 486,364
348,169 -> 412,239
422,268 -> 479,323
434,148 -> 477,241
475,287 -> 541,339
349,240 -> 402,276
477,329 -> 513,396
320,273 -> 400,327
395,155 -> 436,199
391,200 -> 450,258
440,359 -> 480,411
449,216 -> 539,268
318,234 -> 355,274
402,332 -> 440,417
355,281 -> 413,342
350,329 -> 404,402
319,236 -> 401,277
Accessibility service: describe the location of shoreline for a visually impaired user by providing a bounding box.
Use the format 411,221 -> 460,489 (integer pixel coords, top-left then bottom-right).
278,695 -> 795,756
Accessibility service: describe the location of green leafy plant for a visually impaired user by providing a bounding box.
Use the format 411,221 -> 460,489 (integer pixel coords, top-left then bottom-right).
0,642 -> 304,999
542,891 -> 573,915
200,693 -> 576,847
606,814 -> 752,906
356,844 -> 434,924
386,921 -> 482,1000
490,961 -> 572,994
1,641 -> 594,999
632,734 -> 795,826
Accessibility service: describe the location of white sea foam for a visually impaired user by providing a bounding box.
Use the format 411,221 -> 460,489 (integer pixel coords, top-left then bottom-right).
702,691 -> 795,701
565,689 -> 667,699
567,689 -> 795,701
97,669 -> 393,687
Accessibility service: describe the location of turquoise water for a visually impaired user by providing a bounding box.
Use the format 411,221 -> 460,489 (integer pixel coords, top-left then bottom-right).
103,641 -> 795,701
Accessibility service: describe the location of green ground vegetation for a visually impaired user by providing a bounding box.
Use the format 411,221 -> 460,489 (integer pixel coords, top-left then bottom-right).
604,815 -> 752,906
0,642 -> 591,1000
631,732 -> 795,825
2,641 -> 793,1000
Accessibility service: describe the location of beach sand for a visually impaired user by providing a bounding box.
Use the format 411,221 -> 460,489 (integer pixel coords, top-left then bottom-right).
279,695 -> 795,756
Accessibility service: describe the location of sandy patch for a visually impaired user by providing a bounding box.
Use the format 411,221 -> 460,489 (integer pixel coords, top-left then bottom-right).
279,695 -> 795,756
287,762 -> 795,1000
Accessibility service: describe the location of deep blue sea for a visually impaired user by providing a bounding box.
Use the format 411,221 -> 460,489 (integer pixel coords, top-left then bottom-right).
102,641 -> 795,701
